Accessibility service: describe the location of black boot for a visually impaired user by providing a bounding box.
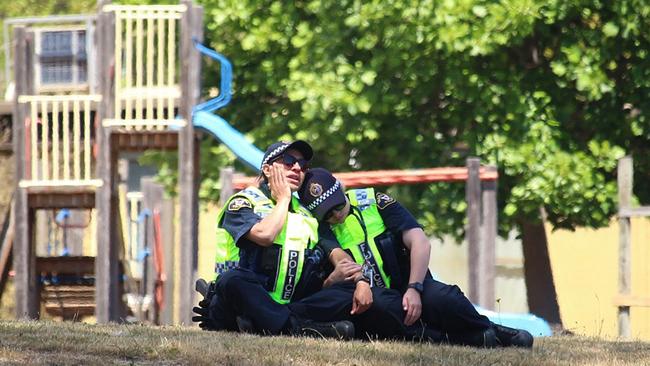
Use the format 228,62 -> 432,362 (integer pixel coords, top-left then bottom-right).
288,316 -> 355,340
446,327 -> 498,348
493,324 -> 534,348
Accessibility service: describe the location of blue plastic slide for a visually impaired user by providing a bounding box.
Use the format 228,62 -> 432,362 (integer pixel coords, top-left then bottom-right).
191,39 -> 264,172
193,110 -> 263,171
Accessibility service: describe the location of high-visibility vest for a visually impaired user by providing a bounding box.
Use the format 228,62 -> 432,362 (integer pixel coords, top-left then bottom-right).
213,186 -> 319,304
330,188 -> 392,288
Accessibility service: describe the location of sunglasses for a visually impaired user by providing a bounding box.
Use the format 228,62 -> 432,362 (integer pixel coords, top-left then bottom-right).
324,202 -> 347,221
272,153 -> 309,171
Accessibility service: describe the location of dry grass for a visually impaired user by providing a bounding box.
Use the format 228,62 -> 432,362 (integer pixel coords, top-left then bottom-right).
0,320 -> 649,366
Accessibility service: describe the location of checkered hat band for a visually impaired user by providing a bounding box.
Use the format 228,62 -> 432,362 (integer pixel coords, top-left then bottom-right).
215,260 -> 239,275
262,145 -> 289,166
307,180 -> 341,211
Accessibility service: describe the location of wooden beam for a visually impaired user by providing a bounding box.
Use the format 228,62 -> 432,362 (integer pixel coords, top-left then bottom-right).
178,0 -> 202,326
617,156 -> 632,339
613,295 -> 650,308
233,167 -> 500,190
36,256 -> 95,274
95,5 -> 122,323
28,192 -> 96,209
618,206 -> 650,218
13,26 -> 39,319
112,131 -> 179,152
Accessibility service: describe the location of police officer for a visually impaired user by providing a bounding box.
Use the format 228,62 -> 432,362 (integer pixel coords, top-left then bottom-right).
193,141 -> 404,339
298,168 -> 534,348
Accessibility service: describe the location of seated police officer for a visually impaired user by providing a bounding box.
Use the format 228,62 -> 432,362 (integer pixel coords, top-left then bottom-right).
193,141 -> 404,339
298,168 -> 534,348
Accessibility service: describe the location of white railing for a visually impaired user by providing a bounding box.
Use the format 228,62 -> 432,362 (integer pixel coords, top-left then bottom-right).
103,4 -> 187,130
18,94 -> 102,188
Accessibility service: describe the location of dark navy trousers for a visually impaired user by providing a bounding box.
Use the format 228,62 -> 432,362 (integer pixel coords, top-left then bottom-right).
209,267 -> 406,338
417,274 -> 492,333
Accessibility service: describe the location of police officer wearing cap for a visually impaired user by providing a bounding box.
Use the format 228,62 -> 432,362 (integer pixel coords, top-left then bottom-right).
192,141 -> 404,339
298,168 -> 534,348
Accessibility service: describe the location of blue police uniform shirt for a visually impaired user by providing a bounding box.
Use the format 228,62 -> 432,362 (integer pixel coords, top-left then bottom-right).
220,182 -> 283,272
318,191 -> 422,257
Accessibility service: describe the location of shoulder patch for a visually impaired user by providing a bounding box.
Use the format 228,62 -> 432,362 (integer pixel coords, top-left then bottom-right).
228,197 -> 253,212
375,192 -> 396,210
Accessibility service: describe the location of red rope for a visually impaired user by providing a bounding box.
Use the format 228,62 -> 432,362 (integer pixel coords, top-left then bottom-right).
232,166 -> 498,190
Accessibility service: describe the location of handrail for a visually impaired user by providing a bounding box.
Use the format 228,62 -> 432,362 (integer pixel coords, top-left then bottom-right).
192,39 -> 232,113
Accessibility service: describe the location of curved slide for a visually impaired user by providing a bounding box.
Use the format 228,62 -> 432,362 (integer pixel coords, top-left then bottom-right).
193,110 -> 263,172
191,39 -> 264,173
191,41 -> 552,337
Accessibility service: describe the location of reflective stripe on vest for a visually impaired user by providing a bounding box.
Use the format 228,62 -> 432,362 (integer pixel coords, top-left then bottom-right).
214,186 -> 318,304
331,188 -> 391,288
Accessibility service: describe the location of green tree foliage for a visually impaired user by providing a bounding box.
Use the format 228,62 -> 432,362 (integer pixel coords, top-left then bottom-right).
196,0 -> 650,239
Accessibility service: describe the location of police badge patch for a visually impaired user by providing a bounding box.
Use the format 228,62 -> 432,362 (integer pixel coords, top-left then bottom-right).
376,192 -> 396,209
309,182 -> 323,197
228,197 -> 253,211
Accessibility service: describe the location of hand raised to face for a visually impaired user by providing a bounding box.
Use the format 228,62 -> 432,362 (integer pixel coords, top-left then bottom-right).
268,163 -> 292,202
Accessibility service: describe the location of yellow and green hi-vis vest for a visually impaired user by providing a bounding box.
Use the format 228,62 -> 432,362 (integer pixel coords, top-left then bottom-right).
214,186 -> 319,304
331,188 -> 391,288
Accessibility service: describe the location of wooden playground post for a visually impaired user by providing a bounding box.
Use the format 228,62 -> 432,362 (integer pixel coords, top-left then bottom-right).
12,26 -> 39,319
96,2 -> 123,323
178,0 -> 203,326
466,158 -> 496,309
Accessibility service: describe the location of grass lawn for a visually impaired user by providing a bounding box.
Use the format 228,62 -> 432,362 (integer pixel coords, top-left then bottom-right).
0,320 -> 649,365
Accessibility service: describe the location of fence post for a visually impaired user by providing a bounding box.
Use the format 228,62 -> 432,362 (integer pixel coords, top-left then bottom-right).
617,156 -> 632,339
480,165 -> 497,309
466,158 -> 481,305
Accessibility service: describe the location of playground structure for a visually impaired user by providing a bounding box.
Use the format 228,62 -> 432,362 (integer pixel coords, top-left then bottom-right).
11,1 -> 203,325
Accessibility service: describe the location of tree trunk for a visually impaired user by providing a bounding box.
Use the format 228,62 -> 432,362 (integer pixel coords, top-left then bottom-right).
521,216 -> 563,326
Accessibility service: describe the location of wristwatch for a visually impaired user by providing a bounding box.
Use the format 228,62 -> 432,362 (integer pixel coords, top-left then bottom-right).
355,261 -> 374,287
407,282 -> 424,294
355,273 -> 371,285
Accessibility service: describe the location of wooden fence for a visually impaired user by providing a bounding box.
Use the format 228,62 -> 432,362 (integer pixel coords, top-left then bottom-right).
615,156 -> 650,338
